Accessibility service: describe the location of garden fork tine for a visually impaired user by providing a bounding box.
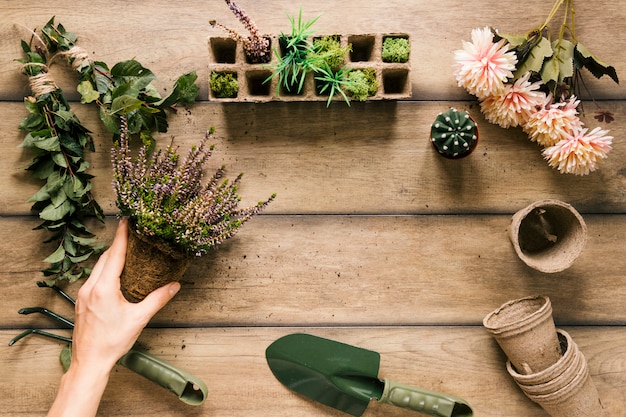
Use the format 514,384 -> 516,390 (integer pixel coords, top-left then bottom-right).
10,282 -> 209,405
9,284 -> 76,346
36,281 -> 76,306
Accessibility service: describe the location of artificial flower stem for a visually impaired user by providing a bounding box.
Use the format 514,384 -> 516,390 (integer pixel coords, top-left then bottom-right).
541,0 -> 566,32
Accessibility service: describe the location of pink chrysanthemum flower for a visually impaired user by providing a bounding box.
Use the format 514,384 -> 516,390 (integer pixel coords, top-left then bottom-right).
453,26 -> 518,99
480,72 -> 546,128
542,126 -> 613,175
524,95 -> 583,147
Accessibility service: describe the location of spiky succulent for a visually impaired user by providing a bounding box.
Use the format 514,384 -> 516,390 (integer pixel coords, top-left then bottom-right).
430,108 -> 479,158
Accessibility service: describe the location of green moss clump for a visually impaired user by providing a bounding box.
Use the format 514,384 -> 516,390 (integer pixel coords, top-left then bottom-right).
382,37 -> 410,63
312,35 -> 351,70
210,72 -> 238,98
344,68 -> 379,101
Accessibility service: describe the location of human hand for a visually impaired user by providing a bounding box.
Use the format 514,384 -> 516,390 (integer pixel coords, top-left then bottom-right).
71,217 -> 181,372
47,218 -> 180,417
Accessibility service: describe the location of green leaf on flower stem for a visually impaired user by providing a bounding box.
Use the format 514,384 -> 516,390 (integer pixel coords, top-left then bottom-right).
77,80 -> 100,103
43,244 -> 66,264
499,33 -> 528,47
516,36 -> 553,77
541,39 -> 575,84
574,43 -> 619,84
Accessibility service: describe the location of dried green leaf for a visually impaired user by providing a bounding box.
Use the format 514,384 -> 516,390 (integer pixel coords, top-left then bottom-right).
516,36 -> 553,77
50,152 -> 68,168
574,43 -> 619,84
541,39 -> 575,84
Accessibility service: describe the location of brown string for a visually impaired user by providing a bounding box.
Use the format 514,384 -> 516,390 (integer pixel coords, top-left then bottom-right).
24,64 -> 58,97
62,46 -> 91,71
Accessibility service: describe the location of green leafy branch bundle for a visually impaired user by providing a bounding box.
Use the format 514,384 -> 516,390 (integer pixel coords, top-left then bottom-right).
17,18 -> 200,285
17,34 -> 104,284
38,18 -> 199,148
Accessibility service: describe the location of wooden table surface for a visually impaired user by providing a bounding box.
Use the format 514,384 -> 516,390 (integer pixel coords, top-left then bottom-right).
1,1 -> 625,416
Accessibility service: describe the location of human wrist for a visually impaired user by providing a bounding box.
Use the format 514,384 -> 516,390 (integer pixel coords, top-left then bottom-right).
47,362 -> 111,417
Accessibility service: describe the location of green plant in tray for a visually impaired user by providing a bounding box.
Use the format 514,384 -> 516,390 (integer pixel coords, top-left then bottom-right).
382,36 -> 410,63
344,68 -> 379,101
210,0 -> 271,64
265,8 -> 321,95
210,71 -> 239,98
315,64 -> 356,106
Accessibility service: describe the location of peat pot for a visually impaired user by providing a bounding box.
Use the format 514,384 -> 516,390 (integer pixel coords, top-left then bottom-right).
483,295 -> 561,375
120,229 -> 190,303
508,199 -> 587,273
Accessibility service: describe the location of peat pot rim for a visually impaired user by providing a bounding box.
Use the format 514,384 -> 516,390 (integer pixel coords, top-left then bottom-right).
483,295 -> 553,338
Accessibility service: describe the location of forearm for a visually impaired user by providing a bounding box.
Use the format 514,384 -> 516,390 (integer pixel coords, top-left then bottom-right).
47,364 -> 111,417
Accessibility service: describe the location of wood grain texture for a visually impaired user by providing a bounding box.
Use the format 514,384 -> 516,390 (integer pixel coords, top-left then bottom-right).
2,327 -> 624,417
2,101 -> 626,216
0,0 -> 625,102
1,1 -> 625,416
3,214 -> 626,329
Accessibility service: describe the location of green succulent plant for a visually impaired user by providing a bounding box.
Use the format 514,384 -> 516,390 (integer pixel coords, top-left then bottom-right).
430,108 -> 479,159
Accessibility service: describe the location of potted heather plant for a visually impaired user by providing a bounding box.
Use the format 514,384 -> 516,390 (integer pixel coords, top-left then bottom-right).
112,119 -> 275,302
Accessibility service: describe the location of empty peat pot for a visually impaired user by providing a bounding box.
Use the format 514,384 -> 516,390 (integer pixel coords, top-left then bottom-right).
483,295 -> 561,375
508,199 -> 587,273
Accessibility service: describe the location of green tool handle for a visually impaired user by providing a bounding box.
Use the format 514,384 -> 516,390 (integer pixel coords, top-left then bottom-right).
117,348 -> 208,406
380,378 -> 473,417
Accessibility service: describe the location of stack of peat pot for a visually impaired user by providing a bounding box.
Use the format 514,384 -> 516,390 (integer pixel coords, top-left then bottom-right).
483,295 -> 604,416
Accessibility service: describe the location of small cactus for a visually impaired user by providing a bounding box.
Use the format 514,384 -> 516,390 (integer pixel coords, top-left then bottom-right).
430,108 -> 479,158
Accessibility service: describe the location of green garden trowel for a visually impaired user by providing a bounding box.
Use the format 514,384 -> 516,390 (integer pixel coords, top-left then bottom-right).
266,333 -> 473,417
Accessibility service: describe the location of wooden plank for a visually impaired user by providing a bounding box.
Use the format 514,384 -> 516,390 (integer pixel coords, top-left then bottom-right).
3,214 -> 626,328
2,100 -> 625,216
1,1 -> 624,102
1,326 -> 624,417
